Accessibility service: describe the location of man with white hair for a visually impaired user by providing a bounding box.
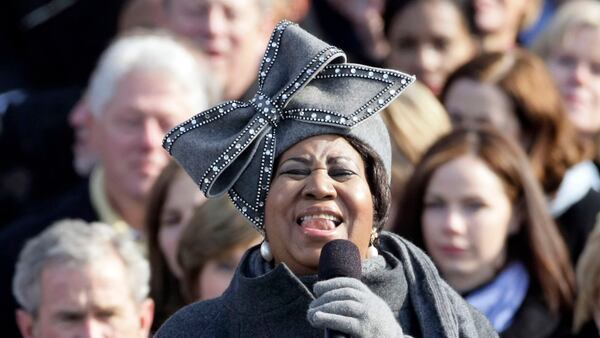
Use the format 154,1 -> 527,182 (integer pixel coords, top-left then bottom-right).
85,30 -> 214,234
0,30 -> 215,337
13,219 -> 154,338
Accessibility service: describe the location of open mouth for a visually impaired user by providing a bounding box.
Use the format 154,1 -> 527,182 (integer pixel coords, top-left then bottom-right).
296,214 -> 342,231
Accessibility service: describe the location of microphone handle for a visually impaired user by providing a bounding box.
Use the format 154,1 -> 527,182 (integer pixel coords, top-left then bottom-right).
325,329 -> 347,338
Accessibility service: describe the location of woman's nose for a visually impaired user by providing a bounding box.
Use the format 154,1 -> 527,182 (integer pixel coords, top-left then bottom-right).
442,208 -> 467,235
302,169 -> 337,200
415,45 -> 439,73
572,62 -> 591,85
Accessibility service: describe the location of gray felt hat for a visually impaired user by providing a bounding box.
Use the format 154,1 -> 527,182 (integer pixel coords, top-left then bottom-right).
163,20 -> 414,232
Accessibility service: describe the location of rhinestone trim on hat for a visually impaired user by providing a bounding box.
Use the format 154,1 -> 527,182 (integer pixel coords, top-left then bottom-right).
258,21 -> 291,89
251,91 -> 280,127
163,100 -> 245,153
274,46 -> 345,107
228,129 -> 276,233
283,64 -> 415,127
162,20 -> 416,231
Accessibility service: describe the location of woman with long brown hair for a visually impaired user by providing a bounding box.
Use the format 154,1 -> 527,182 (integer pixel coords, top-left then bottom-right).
145,160 -> 207,331
394,127 -> 575,337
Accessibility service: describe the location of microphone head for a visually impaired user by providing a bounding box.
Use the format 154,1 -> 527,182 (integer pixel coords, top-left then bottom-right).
318,239 -> 362,281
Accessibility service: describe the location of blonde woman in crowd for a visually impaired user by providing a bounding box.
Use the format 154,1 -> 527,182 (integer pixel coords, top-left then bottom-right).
533,0 -> 600,162
380,80 -> 451,227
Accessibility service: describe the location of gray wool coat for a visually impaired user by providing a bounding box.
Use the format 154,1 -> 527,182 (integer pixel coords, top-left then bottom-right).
155,232 -> 498,338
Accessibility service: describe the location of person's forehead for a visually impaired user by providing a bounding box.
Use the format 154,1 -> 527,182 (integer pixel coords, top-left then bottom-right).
108,71 -> 195,115
560,26 -> 600,56
448,79 -> 510,109
395,1 -> 465,35
279,135 -> 362,162
428,155 -> 506,196
39,257 -> 134,311
163,172 -> 205,210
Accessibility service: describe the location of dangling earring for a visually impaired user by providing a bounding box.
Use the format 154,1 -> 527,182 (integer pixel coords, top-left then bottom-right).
367,229 -> 379,258
260,241 -> 273,261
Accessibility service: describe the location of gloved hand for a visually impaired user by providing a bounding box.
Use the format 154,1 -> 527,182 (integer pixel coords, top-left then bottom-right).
307,277 -> 405,338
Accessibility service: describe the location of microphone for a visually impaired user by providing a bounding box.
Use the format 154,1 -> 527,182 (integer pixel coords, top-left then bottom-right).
318,240 -> 362,338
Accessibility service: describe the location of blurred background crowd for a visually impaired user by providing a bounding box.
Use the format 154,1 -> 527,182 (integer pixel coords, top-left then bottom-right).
0,0 -> 599,337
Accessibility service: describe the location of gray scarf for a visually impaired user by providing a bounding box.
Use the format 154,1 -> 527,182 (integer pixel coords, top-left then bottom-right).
241,231 -> 497,337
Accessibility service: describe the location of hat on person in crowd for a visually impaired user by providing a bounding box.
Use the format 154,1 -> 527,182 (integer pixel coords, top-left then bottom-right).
163,20 -> 415,232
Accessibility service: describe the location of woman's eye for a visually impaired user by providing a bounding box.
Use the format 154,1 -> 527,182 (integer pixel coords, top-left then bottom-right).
161,214 -> 182,227
329,169 -> 354,178
556,55 -> 577,68
464,200 -> 485,211
590,62 -> 600,76
424,200 -> 444,209
280,168 -> 310,176
396,37 -> 417,50
432,37 -> 449,51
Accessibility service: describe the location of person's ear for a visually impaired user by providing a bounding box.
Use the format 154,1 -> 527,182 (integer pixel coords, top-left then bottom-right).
15,309 -> 35,338
138,298 -> 155,337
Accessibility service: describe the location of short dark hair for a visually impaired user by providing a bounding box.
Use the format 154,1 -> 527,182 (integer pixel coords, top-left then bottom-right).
346,137 -> 391,232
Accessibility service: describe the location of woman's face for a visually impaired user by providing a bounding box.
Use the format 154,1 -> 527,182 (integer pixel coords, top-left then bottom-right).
264,135 -> 374,275
422,155 -> 517,292
387,1 -> 475,96
546,26 -> 600,136
472,0 -> 528,34
159,171 -> 207,277
444,78 -> 522,141
197,239 -> 260,301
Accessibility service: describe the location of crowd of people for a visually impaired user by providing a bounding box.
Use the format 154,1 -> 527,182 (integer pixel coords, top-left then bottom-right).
1,0 -> 599,337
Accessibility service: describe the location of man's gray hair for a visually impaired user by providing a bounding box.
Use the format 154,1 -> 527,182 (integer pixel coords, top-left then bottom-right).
12,219 -> 151,315
87,29 -> 217,117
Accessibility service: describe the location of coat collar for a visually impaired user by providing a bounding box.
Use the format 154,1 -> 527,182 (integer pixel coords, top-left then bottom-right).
221,234 -> 408,316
